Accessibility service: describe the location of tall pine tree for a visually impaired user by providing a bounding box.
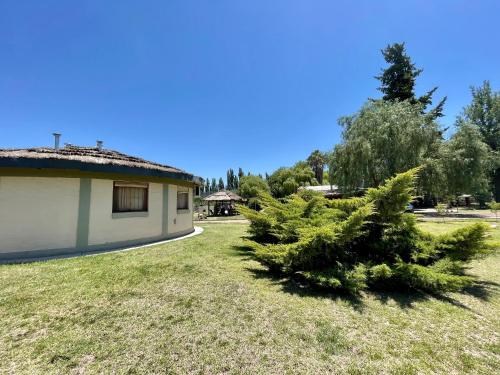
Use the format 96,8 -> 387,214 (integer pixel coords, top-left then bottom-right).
226,169 -> 232,190
218,177 -> 225,191
376,43 -> 446,119
226,168 -> 236,190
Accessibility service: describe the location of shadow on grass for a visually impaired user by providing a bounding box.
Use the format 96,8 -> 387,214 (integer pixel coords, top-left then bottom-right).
463,280 -> 499,301
245,265 -> 366,311
231,244 -> 256,261
232,244 -> 496,312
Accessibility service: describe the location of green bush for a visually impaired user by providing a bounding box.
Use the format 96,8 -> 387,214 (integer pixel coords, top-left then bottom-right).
490,201 -> 500,221
239,168 -> 491,294
434,223 -> 490,261
393,262 -> 474,292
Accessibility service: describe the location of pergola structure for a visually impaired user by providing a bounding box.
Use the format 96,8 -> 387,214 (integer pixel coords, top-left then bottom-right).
203,191 -> 244,216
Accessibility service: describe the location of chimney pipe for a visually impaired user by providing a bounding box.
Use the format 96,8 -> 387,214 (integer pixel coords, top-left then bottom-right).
96,140 -> 103,151
53,133 -> 61,151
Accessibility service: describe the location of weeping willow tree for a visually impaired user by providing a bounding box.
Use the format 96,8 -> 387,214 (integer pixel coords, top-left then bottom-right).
329,100 -> 444,196
239,169 -> 491,294
461,81 -> 500,201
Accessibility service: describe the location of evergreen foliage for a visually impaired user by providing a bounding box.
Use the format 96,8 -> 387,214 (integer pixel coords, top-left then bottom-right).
226,168 -> 238,190
376,42 -> 446,118
218,177 -> 225,191
239,169 -> 490,294
205,178 -> 210,194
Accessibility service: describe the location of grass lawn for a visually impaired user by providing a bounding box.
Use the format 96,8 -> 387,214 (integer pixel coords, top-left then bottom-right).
1,222 -> 499,374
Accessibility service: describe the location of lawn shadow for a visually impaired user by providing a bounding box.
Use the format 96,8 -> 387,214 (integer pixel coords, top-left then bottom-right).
369,289 -> 431,309
231,244 -> 256,261
370,289 -> 473,310
462,279 -> 499,301
367,275 -> 496,310
233,244 -> 496,313
244,265 -> 366,312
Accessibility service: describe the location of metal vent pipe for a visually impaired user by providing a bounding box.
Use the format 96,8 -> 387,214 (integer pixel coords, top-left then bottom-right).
53,133 -> 61,151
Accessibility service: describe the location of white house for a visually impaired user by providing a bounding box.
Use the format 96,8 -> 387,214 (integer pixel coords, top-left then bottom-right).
0,137 -> 201,263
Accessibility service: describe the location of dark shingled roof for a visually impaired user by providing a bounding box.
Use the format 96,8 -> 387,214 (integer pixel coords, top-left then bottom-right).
0,145 -> 200,183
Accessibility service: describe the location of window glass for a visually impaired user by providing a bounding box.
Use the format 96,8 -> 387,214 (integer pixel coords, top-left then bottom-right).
177,191 -> 189,210
113,182 -> 148,212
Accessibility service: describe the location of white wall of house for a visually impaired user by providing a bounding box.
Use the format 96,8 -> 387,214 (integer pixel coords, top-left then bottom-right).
87,179 -> 164,246
168,184 -> 194,234
0,176 -> 194,258
0,176 -> 79,253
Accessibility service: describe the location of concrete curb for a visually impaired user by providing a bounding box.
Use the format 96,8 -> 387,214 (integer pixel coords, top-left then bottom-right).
86,226 -> 205,257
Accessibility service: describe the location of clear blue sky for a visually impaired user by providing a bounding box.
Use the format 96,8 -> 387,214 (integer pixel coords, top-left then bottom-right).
1,1 -> 499,179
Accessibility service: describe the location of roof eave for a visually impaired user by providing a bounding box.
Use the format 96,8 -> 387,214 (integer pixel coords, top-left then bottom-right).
0,157 -> 196,183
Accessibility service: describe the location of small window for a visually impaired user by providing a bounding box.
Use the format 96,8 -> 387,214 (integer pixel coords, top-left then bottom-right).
177,191 -> 189,210
113,181 -> 148,212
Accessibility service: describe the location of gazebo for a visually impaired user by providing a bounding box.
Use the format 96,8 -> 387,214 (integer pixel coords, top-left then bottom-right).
203,191 -> 244,216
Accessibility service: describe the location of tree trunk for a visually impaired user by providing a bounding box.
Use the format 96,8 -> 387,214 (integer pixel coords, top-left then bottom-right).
315,167 -> 323,185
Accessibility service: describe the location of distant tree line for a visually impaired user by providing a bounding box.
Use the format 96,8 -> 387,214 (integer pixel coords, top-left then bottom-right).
201,167 -> 267,195
201,43 -> 499,207
327,43 -> 499,205
200,159 -> 322,205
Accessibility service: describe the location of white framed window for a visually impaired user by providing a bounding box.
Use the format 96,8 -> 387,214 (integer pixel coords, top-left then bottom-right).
113,181 -> 149,213
177,190 -> 189,210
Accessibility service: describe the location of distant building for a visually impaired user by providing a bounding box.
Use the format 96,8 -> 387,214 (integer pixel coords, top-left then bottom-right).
0,135 -> 201,263
299,184 -> 340,199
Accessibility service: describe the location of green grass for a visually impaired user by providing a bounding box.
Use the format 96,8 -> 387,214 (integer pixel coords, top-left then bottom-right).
1,222 -> 499,374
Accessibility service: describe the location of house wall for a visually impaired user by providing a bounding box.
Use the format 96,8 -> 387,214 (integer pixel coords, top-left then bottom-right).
167,184 -> 194,234
0,175 -> 194,261
87,180 -> 164,246
0,177 -> 80,253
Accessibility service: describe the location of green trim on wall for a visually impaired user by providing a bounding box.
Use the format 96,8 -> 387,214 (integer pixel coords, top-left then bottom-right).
76,178 -> 91,249
162,183 -> 169,236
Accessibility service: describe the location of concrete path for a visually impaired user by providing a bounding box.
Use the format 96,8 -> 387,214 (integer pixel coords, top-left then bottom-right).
415,208 -> 497,220
194,219 -> 249,224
